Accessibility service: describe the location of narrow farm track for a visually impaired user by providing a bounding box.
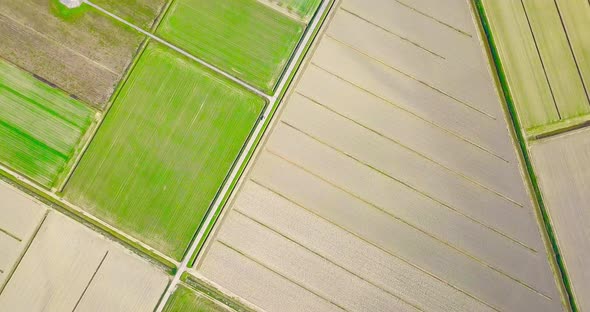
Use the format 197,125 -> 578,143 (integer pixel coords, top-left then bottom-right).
194,0 -> 568,311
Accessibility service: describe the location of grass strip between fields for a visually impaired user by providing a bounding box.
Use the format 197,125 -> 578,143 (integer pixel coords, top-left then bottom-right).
474,1 -> 577,310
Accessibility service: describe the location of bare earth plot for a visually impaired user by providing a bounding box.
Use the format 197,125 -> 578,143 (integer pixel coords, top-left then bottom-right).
0,60 -> 95,189
64,43 -> 266,260
0,207 -> 168,312
479,0 -> 590,136
157,0 -> 304,93
194,0 -> 567,311
529,128 -> 590,312
0,0 -> 145,108
0,182 -> 46,289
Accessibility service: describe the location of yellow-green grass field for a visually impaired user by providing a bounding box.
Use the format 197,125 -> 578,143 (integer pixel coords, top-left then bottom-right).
164,286 -> 231,312
268,0 -> 323,22
64,43 -> 266,260
479,0 -> 590,133
0,59 -> 95,188
157,0 -> 304,94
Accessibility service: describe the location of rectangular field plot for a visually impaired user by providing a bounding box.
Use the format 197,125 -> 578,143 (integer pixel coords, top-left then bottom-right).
164,285 -> 231,312
157,0 -> 304,93
64,43 -> 266,260
0,60 -> 95,188
0,211 -> 168,312
0,0 -> 145,108
266,0 -> 323,22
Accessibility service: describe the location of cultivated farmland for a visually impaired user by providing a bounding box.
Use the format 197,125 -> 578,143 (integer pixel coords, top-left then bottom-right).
195,1 -> 567,311
479,0 -> 590,135
90,0 -> 169,29
64,42 -> 266,260
0,0 -> 145,108
157,0 -> 305,93
0,181 -> 46,288
266,0 -> 323,22
529,128 -> 590,312
0,60 -> 95,188
0,211 -> 168,312
164,285 -> 231,312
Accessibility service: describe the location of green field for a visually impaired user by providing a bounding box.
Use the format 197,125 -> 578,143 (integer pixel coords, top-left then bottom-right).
64,43 -> 265,259
269,0 -> 322,21
164,286 -> 231,312
0,59 -> 95,188
157,0 -> 304,94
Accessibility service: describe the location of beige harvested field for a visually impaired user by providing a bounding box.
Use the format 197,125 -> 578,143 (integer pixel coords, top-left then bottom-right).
530,127 -> 590,312
0,0 -> 145,108
0,182 -> 46,288
0,211 -> 168,312
195,0 -> 566,311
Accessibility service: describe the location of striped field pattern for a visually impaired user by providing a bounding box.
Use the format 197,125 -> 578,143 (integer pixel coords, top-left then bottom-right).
0,59 -> 94,188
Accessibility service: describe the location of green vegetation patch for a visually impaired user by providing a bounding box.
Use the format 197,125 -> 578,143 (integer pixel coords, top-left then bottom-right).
164,285 -> 231,312
157,0 -> 304,94
268,0 -> 323,22
0,60 -> 95,188
64,43 -> 266,260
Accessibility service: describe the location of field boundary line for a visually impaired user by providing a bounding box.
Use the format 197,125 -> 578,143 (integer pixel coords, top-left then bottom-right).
0,226 -> 21,243
84,0 -> 270,100
153,1 -> 333,310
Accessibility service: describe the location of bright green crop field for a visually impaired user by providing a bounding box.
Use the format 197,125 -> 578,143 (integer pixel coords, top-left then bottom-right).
64,43 -> 266,260
157,0 -> 304,94
270,0 -> 322,21
0,59 -> 95,188
164,286 -> 230,312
